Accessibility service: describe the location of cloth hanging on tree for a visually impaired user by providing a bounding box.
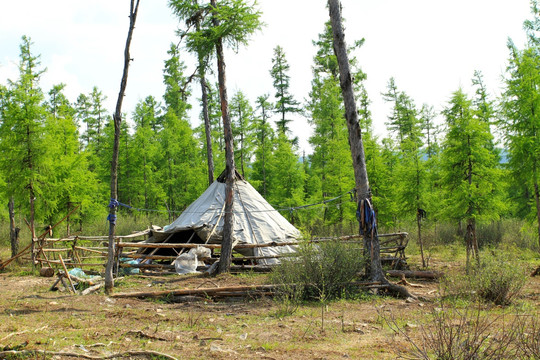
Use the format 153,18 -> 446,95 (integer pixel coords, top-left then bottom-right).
356,198 -> 377,237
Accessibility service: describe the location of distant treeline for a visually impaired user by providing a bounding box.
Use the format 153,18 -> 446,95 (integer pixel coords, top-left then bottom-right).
1,3 -> 539,252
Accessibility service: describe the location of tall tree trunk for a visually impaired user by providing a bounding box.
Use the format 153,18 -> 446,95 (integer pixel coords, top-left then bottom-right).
534,182 -> 540,252
8,197 -> 19,259
261,111 -> 267,196
201,68 -> 214,186
417,211 -> 425,268
66,201 -> 71,237
327,0 -> 384,284
105,0 -> 140,294
328,1 -> 413,299
196,14 -> 214,186
416,157 -> 426,268
211,0 -> 236,275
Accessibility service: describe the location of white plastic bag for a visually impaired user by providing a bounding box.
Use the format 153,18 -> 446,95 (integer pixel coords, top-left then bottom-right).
173,251 -> 198,274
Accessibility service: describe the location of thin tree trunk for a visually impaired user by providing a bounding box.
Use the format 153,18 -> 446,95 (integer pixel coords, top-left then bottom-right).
417,212 -> 425,268
534,182 -> 540,252
8,197 -> 19,259
201,69 -> 214,186
105,0 -> 140,294
196,15 -> 214,186
328,1 -> 410,299
416,156 -> 426,268
66,201 -> 71,237
261,109 -> 267,196
211,0 -> 236,275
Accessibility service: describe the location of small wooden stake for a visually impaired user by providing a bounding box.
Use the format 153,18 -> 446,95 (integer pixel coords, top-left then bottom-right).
58,255 -> 76,294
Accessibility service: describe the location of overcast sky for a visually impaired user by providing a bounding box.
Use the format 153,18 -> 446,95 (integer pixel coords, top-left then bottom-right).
0,1 -> 533,152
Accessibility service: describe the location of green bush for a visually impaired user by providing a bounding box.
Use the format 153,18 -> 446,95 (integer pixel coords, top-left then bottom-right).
473,254 -> 527,305
441,251 -> 527,306
270,241 -> 366,304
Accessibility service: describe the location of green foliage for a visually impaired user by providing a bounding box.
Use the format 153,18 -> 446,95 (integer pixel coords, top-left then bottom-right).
472,252 -> 528,305
168,0 -> 262,59
500,32 -> 540,226
0,36 -> 49,225
306,21 -> 364,227
230,90 -> 256,178
270,241 -> 366,302
130,96 -> 166,210
250,94 -> 275,196
44,84 -> 103,227
270,45 -> 300,136
439,89 -> 503,224
441,251 -> 527,305
163,43 -> 191,119
266,133 -> 305,223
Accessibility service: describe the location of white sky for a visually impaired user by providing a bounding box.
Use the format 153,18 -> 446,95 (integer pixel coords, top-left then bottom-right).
0,1 -> 532,153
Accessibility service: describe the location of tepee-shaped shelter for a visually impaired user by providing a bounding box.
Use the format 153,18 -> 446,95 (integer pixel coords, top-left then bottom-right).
144,170 -> 300,265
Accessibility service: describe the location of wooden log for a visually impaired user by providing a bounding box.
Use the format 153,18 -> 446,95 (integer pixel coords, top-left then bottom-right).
117,241 -> 300,249
81,283 -> 104,295
0,242 -> 32,270
39,260 -> 104,267
39,267 -> 55,277
112,281 -> 382,299
112,284 -> 278,298
385,270 -> 441,279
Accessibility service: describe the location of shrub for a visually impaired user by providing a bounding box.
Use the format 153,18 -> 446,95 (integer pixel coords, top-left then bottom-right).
269,241 -> 366,304
382,306 -> 523,360
441,251 -> 527,306
473,255 -> 527,305
515,312 -> 540,359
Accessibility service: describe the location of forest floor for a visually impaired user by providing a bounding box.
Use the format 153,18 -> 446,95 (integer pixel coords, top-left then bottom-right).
0,256 -> 539,359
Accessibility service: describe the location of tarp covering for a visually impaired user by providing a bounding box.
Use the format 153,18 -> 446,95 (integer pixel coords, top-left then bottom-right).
152,178 -> 300,265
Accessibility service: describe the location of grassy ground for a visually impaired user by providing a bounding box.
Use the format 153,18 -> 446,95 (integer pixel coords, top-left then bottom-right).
1,219 -> 539,359
1,246 -> 539,359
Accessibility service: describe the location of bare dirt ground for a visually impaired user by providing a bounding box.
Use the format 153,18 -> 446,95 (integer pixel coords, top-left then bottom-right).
0,265 -> 539,360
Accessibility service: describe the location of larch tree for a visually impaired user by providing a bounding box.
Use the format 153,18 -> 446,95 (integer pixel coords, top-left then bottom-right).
0,84 -> 19,258
382,81 -> 428,267
131,96 -> 165,210
44,84 -> 100,235
0,36 -> 48,263
500,2 -> 540,249
169,0 -> 262,274
252,94 -> 274,197
267,133 -> 305,225
270,45 -> 301,137
230,90 -> 256,178
168,0 -> 217,186
160,45 -> 205,219
440,89 -> 502,271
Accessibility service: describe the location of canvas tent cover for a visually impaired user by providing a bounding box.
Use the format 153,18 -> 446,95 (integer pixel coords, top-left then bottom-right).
149,176 -> 300,265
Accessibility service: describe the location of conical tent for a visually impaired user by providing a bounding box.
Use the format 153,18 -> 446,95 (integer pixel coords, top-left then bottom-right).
146,170 -> 300,265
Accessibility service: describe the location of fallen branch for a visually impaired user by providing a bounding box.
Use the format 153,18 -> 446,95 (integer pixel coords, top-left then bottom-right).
112,281 -> 383,300
81,283 -> 104,295
0,243 -> 32,271
0,349 -> 178,360
396,274 -> 424,288
112,284 -> 278,299
125,330 -> 169,341
386,270 -> 441,279
0,330 -> 28,342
